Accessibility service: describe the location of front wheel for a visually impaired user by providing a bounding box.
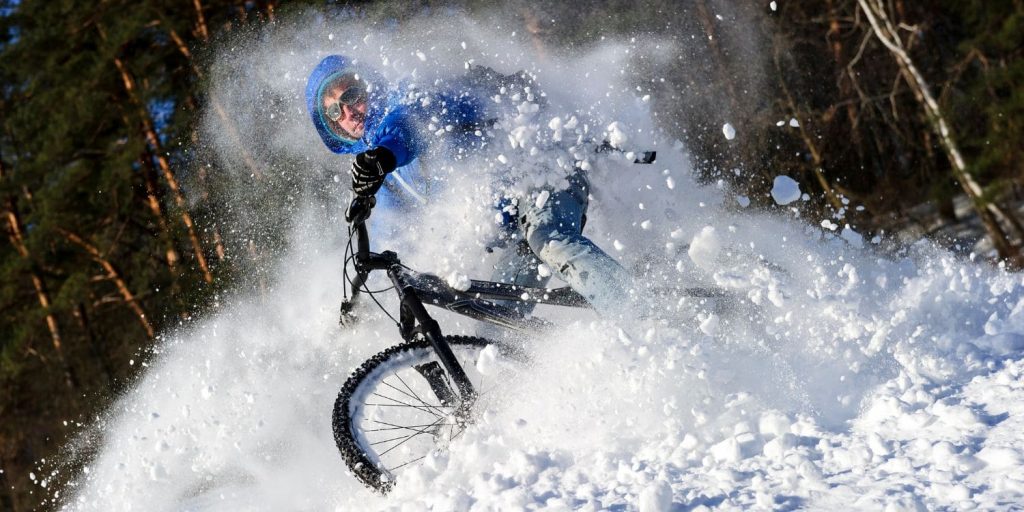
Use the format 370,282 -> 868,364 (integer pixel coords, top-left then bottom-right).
333,335 -> 515,493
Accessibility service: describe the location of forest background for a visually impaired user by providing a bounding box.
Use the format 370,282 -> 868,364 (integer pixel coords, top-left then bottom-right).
1,1 -> 1022,510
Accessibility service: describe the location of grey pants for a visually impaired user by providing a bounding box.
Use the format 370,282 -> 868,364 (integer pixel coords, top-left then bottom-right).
491,171 -> 635,320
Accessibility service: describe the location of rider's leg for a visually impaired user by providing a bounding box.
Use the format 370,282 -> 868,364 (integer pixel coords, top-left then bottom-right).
518,171 -> 639,321
489,239 -> 551,317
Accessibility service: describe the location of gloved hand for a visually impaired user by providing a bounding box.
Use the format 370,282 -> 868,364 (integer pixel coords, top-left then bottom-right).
350,146 -> 397,197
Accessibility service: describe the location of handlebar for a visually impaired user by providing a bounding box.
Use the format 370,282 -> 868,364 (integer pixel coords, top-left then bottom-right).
340,195 -> 375,324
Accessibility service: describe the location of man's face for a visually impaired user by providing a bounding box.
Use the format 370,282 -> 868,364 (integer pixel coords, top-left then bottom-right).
322,80 -> 368,140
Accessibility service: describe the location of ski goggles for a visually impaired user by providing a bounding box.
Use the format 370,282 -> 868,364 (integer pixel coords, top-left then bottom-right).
324,84 -> 367,122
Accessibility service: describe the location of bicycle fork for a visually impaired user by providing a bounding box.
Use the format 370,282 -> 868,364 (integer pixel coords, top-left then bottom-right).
390,266 -> 478,419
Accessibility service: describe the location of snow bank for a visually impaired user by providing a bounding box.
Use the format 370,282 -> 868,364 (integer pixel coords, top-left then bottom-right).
58,13 -> 1024,512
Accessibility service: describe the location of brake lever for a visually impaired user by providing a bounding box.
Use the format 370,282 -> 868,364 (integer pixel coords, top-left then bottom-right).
345,195 -> 376,224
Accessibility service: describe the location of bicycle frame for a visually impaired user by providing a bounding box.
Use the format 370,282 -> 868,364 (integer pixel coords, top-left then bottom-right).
342,197 -> 591,404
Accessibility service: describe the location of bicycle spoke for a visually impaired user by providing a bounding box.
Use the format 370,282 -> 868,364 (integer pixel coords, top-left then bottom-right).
385,370 -> 432,409
364,420 -> 455,433
368,392 -> 445,418
381,378 -> 442,412
378,416 -> 447,458
387,454 -> 428,472
370,427 -> 439,447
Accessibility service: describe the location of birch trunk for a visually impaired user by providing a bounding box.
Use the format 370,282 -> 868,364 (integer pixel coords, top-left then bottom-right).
856,0 -> 1022,265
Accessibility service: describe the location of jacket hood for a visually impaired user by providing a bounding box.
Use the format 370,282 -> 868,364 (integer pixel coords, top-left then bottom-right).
305,55 -> 388,154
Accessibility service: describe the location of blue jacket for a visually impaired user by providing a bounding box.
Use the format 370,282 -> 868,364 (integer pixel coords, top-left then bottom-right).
306,55 -> 493,170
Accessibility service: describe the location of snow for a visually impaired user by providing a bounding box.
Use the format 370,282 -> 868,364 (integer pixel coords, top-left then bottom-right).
606,121 -> 629,149
687,226 -> 721,270
841,225 -> 864,248
58,15 -> 1024,512
446,271 -> 472,291
534,189 -> 550,209
638,480 -> 672,512
722,122 -> 736,140
771,175 -> 801,205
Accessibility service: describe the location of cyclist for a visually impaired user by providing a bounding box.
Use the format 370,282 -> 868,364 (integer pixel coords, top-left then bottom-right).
306,55 -> 639,320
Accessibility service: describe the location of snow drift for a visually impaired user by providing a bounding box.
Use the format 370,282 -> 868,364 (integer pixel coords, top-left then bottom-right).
57,12 -> 1024,512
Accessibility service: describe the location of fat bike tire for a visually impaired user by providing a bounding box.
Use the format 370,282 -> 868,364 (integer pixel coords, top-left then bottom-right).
333,335 -> 502,493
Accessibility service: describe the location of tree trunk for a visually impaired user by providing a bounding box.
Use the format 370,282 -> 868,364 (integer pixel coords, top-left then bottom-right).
192,0 -> 210,41
112,57 -> 214,283
58,229 -> 155,339
520,7 -> 549,60
195,163 -> 227,261
140,154 -> 180,274
2,163 -> 75,389
773,42 -> 846,212
826,0 -> 863,150
856,0 -> 1023,266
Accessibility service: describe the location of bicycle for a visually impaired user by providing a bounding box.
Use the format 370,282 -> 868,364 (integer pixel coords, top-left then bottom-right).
332,192 -> 727,494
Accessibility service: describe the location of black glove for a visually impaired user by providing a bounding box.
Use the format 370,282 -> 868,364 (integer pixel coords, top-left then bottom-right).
350,146 -> 397,197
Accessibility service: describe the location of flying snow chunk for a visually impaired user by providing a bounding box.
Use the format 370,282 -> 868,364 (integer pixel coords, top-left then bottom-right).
475,345 -> 500,375
700,314 -> 720,336
606,122 -> 629,148
770,1 -> 778,11
688,226 -> 721,270
722,123 -> 736,140
415,51 -> 427,61
771,175 -> 801,205
535,190 -> 550,209
821,219 -> 839,231
446,272 -> 472,292
737,195 -> 751,208
841,225 -> 864,248
789,117 -> 800,127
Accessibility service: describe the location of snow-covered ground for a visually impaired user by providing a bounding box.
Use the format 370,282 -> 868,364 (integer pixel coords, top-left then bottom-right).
56,15 -> 1024,512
